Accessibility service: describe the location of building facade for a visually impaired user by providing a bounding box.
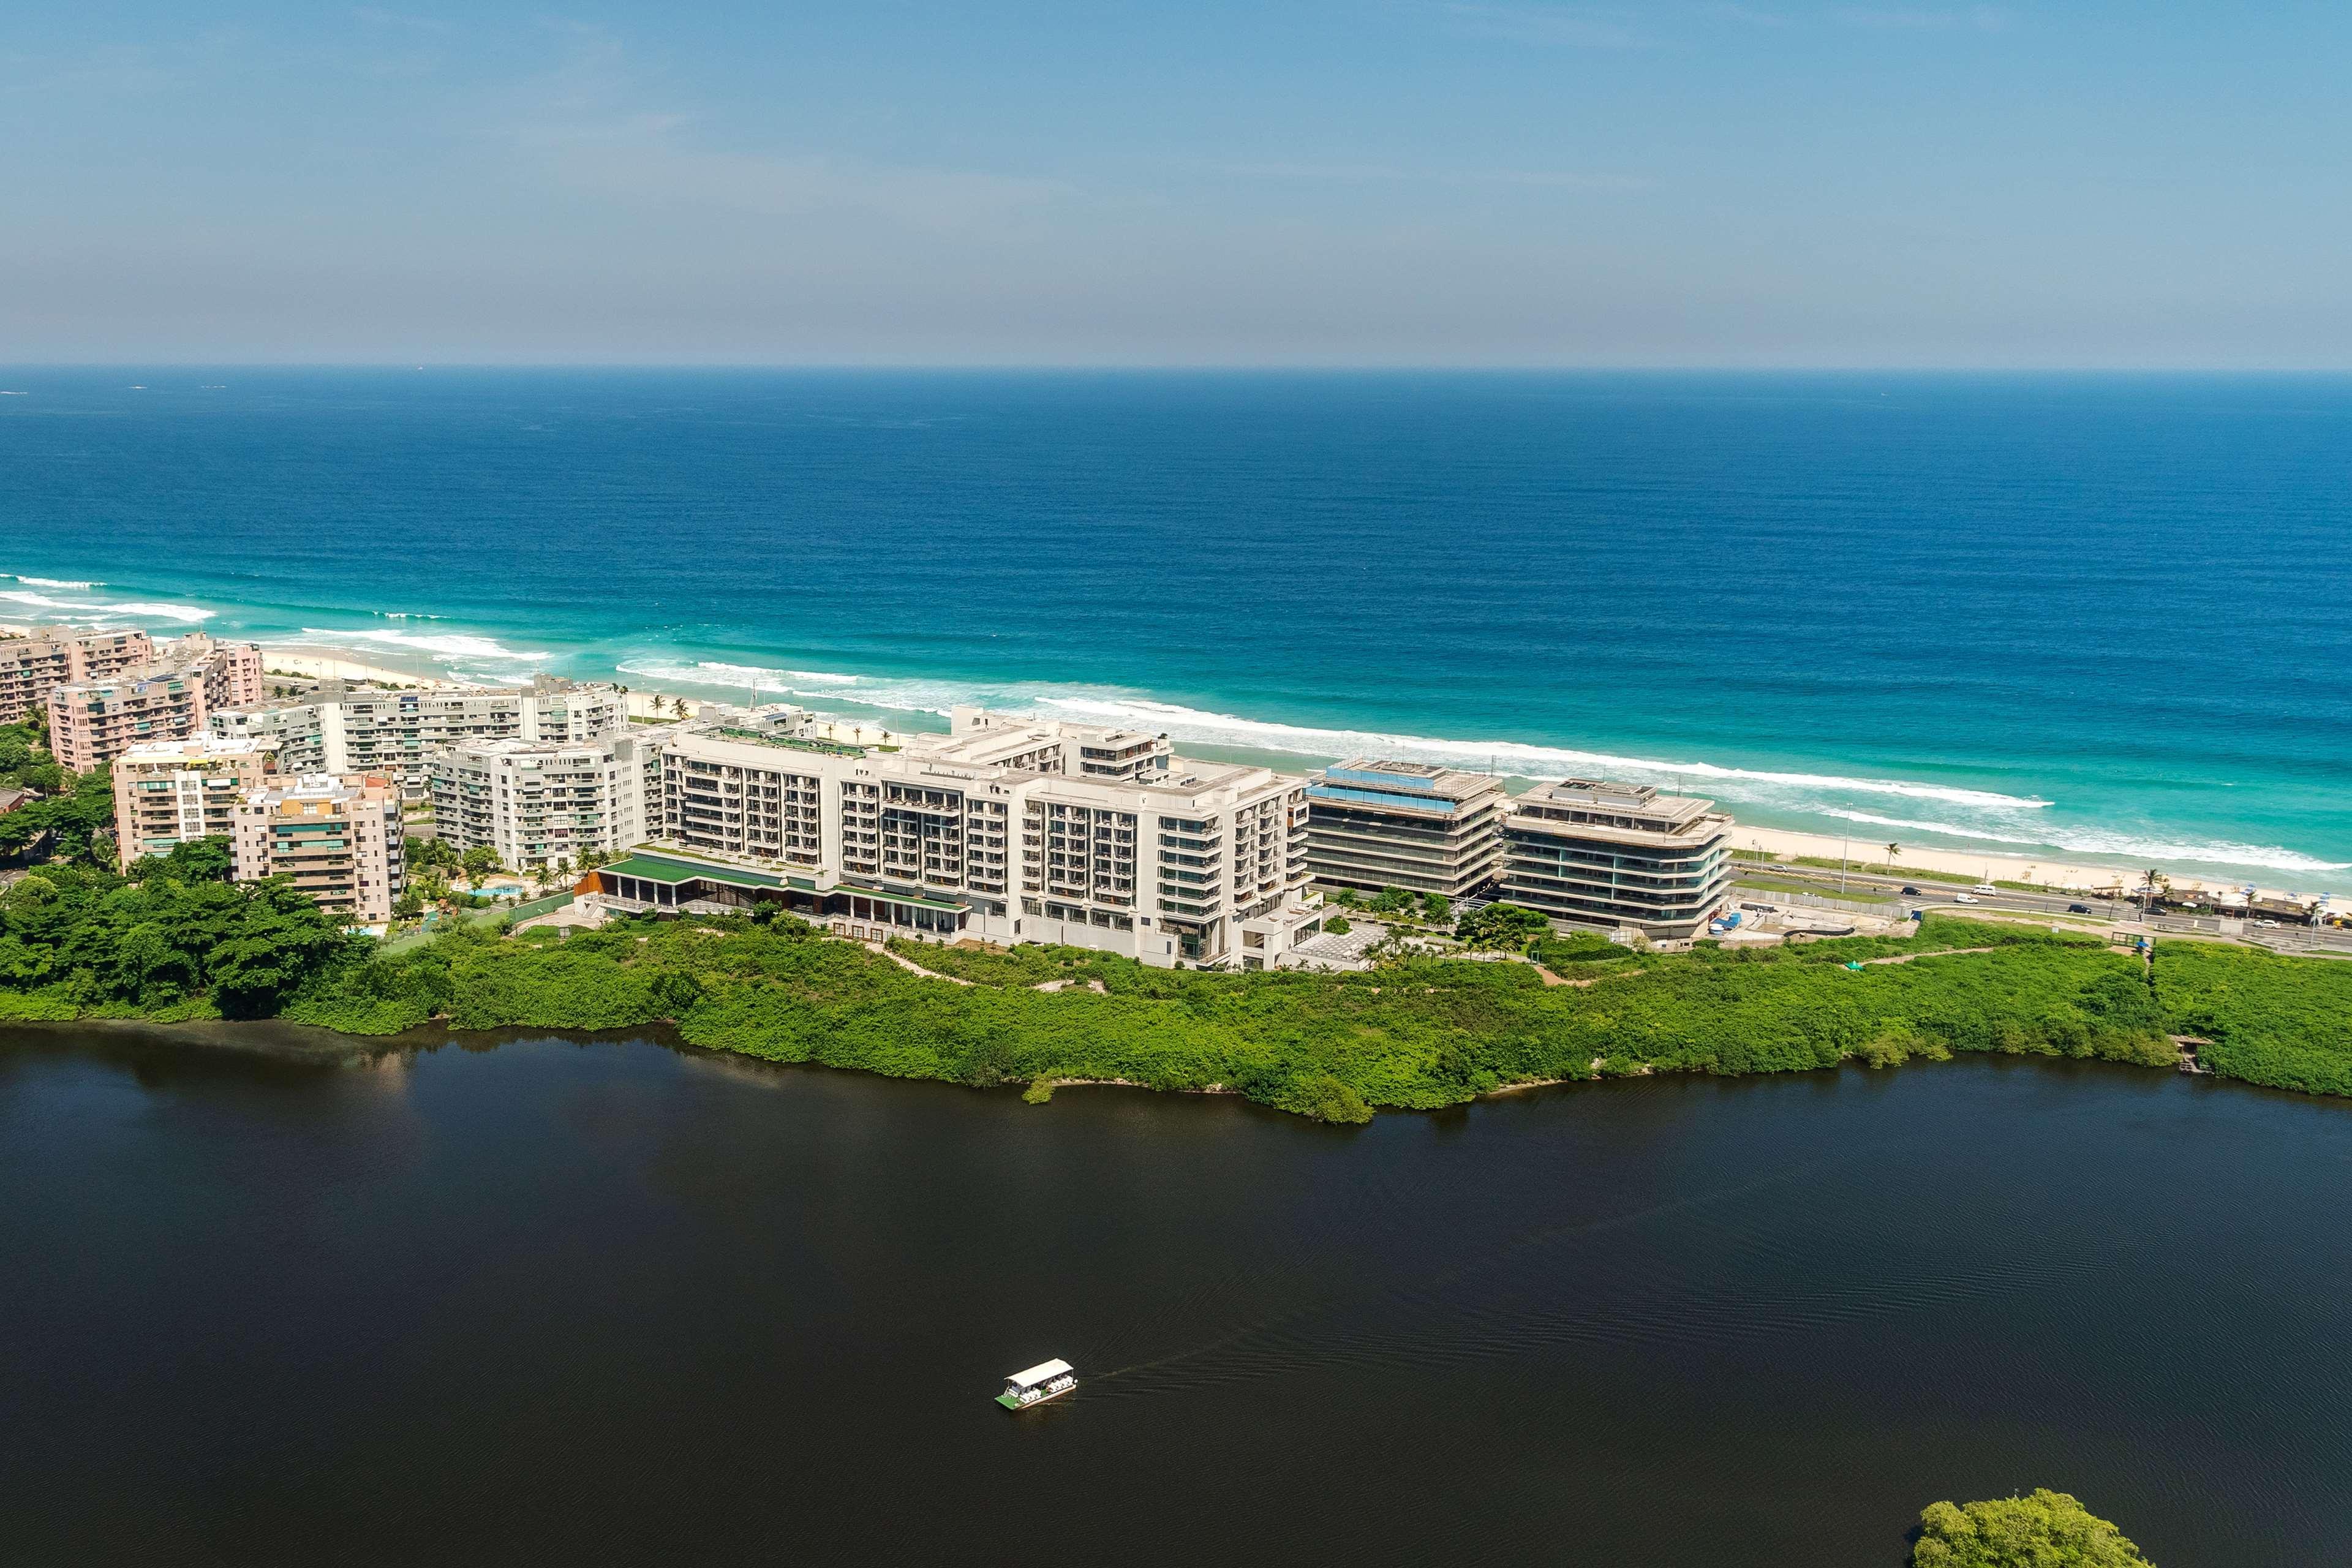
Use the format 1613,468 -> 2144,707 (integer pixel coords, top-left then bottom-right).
230,773 -> 405,929
428,734 -> 660,870
211,675 -> 627,800
47,635 -> 266,772
1304,758 -> 1506,898
110,736 -> 278,869
591,707 -> 1323,970
0,627 -> 155,724
1498,779 -> 1733,941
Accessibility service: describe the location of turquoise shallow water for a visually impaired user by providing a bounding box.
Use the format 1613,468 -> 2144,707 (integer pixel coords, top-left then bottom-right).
3,368 -> 2348,889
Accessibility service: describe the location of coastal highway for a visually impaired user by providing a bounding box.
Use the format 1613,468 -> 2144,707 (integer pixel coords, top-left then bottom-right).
1733,861 -> 2135,920
1735,862 -> 2352,954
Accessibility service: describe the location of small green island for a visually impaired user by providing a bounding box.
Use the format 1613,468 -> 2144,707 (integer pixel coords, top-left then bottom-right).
1912,1489 -> 2153,1566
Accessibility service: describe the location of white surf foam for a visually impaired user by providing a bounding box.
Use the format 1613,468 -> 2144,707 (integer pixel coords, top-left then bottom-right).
0,588 -> 213,623
13,576 -> 101,589
616,657 -> 2053,812
100,600 -> 215,624
618,657 -> 878,691
293,627 -> 550,663
1811,807 -> 2352,875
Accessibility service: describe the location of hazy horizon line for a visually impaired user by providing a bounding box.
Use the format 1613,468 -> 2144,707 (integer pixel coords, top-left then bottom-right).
8,362 -> 2352,376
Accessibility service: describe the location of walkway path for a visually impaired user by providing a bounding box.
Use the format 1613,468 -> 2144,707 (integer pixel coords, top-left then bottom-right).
1852,946 -> 1999,967
865,941 -> 972,986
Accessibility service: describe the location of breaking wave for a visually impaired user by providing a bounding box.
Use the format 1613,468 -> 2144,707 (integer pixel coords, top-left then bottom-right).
617,656 -> 2049,810
612,652 -> 2352,883
0,588 -> 213,623
1811,808 -> 2352,876
290,627 -> 551,664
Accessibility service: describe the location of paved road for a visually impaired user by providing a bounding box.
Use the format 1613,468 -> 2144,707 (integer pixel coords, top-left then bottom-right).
1736,861 -> 2352,954
1737,861 -> 2124,918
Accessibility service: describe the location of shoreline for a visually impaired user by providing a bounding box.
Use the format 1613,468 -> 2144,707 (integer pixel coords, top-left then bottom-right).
0,985 -> 2310,1119
1729,823 -> 2302,902
11,614 -> 2346,901
9,911 -> 2351,1121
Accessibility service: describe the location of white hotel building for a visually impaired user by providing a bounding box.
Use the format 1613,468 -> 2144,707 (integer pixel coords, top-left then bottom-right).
590,706 -> 1324,970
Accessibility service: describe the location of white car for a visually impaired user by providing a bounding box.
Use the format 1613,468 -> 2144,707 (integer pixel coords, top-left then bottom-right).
1954,892 -> 1981,904
1970,883 -> 1998,895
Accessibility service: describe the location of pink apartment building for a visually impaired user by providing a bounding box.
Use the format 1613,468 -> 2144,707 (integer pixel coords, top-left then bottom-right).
47,635 -> 266,772
0,626 -> 156,724
230,772 -> 405,929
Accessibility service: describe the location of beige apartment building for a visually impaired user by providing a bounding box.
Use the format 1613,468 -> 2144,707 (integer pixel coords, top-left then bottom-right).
230,773 -> 405,929
1303,758 -> 1507,899
428,734 -> 660,870
0,626 -> 155,724
211,675 -> 627,800
604,706 -> 1322,969
110,736 -> 277,869
1498,778 -> 1733,941
46,635 -> 265,772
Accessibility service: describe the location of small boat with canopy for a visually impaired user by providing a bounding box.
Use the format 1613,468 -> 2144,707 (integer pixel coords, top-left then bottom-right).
997,1359 -> 1077,1411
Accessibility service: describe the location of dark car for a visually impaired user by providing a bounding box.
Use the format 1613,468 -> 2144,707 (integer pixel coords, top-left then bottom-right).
2067,902 -> 2092,914
1899,885 -> 1921,895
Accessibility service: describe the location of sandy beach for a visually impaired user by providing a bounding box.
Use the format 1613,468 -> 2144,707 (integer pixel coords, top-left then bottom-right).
258,646 -> 470,689
1733,823 -> 2293,902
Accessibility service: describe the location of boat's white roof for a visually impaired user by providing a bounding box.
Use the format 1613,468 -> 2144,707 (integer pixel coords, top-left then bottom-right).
1008,1358 -> 1073,1387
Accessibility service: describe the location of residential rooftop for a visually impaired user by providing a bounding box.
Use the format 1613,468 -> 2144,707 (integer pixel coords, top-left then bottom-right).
117,736 -> 275,763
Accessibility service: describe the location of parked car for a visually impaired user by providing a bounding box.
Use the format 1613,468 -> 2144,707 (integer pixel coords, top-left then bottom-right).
1954,892 -> 1980,904
2067,903 -> 2092,914
1899,885 -> 1921,895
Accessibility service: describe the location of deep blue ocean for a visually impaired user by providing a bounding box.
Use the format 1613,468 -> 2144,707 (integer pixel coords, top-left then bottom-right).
4,369 -> 2347,889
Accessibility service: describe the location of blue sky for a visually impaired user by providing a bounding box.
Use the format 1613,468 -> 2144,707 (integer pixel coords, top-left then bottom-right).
4,2 -> 2345,364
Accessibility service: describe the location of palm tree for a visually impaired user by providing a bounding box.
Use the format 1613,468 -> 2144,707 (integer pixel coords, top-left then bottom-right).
1885,842 -> 1899,876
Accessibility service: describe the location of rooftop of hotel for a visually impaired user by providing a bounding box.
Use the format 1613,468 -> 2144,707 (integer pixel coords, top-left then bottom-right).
1311,758 -> 1505,808
1513,777 -> 1726,832
916,710 -> 1169,767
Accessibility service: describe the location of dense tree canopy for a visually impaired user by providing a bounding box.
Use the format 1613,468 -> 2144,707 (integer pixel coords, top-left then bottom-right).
1913,1490 -> 2152,1567
1455,901 -> 1551,950
0,717 -> 114,864
0,843 -> 363,1018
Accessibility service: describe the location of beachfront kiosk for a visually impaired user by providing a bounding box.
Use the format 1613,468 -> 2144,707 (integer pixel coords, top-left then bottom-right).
997,1359 -> 1078,1411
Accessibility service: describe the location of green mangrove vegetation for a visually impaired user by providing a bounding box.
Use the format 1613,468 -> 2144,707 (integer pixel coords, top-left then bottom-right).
10,821 -> 2352,1123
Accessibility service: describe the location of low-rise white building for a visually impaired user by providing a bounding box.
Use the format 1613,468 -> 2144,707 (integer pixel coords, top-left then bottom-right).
428,734 -> 660,871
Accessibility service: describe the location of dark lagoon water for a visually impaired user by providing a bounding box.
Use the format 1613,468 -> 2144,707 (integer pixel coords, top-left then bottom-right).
6,1027 -> 2350,1567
